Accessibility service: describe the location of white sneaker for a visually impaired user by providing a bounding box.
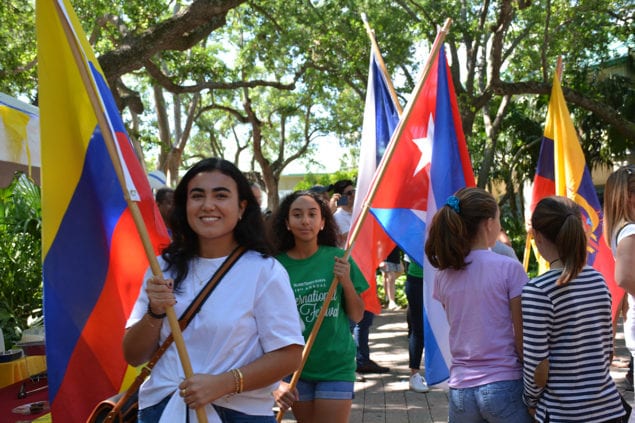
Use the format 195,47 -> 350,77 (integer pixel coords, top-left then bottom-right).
409,373 -> 429,393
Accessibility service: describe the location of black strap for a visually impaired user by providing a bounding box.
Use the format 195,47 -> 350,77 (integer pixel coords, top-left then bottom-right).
106,246 -> 247,419
148,245 -> 247,368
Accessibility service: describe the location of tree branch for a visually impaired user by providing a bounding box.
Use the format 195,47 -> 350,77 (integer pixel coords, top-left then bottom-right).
492,80 -> 635,141
143,59 -> 297,93
99,0 -> 247,84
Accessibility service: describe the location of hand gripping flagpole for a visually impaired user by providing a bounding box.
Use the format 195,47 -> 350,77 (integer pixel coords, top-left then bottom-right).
51,2 -> 207,422
276,17 -> 452,422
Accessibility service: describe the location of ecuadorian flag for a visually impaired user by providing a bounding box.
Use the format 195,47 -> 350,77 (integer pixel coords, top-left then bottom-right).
529,73 -> 622,321
37,0 -> 170,420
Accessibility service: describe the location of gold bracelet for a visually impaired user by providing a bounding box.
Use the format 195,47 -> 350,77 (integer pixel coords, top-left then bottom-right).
230,369 -> 240,394
235,368 -> 244,394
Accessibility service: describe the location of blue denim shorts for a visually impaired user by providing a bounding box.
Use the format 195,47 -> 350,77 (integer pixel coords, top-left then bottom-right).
448,379 -> 531,423
213,404 -> 276,422
295,379 -> 354,401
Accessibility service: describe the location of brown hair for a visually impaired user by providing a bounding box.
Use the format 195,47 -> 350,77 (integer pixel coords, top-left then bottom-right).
603,165 -> 635,247
425,187 -> 497,270
532,196 -> 587,285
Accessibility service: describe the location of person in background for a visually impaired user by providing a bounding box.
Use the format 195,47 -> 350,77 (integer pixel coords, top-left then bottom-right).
155,187 -> 174,233
309,184 -> 337,213
123,158 -> 304,422
604,164 -> 635,392
250,182 -> 264,207
492,237 -> 517,261
270,190 -> 367,423
498,228 -> 512,247
425,187 -> 531,423
403,255 -> 429,393
491,228 -> 517,259
379,247 -> 403,310
523,196 -> 626,422
251,182 -> 272,219
332,179 -> 355,248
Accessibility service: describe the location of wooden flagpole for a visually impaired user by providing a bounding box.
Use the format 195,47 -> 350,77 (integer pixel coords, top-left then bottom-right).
361,13 -> 403,115
522,234 -> 532,272
276,17 -> 452,422
51,2 -> 207,422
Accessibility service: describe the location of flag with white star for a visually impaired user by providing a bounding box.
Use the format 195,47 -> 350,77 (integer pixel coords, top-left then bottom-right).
368,46 -> 475,385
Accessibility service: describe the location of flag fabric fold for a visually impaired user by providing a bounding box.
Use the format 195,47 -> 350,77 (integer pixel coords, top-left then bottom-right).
528,74 -> 622,320
37,0 -> 170,420
350,49 -> 400,314
362,46 -> 475,385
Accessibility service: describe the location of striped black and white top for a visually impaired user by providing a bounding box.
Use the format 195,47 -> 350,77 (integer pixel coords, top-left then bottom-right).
522,266 -> 626,423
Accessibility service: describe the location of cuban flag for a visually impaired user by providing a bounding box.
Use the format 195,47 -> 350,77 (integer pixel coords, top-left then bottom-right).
366,45 -> 475,385
529,74 -> 622,320
37,0 -> 170,420
350,48 -> 400,314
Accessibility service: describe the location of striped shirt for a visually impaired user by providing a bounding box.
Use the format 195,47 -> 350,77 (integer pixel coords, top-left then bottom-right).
522,266 -> 625,422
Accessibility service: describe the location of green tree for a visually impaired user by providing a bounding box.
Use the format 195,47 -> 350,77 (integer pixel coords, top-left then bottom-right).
1,0 -> 633,212
0,174 -> 42,348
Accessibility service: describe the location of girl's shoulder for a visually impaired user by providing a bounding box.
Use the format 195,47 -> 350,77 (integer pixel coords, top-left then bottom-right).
526,269 -> 559,289
617,222 -> 635,242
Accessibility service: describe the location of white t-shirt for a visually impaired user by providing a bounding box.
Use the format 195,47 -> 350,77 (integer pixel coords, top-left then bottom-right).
333,208 -> 352,247
611,222 -> 635,256
612,223 -> 635,356
126,250 -> 304,421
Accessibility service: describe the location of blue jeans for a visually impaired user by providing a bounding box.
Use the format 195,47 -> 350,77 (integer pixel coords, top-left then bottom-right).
138,395 -> 276,422
448,379 -> 531,423
350,310 -> 374,364
405,274 -> 424,369
213,405 -> 276,422
138,395 -> 171,422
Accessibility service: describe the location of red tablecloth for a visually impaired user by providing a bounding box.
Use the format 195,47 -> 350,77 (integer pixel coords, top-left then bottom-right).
0,376 -> 49,422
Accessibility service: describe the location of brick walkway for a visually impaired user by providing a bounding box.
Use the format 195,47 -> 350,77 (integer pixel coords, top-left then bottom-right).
281,308 -> 634,422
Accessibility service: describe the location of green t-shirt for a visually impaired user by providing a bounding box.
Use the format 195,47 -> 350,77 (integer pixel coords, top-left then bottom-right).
407,261 -> 423,278
276,245 -> 369,382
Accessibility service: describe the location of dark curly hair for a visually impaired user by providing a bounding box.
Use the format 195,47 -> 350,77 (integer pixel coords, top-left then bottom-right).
269,190 -> 338,254
161,158 -> 270,288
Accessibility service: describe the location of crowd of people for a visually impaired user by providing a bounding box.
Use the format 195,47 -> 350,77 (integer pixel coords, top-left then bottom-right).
124,158 -> 633,422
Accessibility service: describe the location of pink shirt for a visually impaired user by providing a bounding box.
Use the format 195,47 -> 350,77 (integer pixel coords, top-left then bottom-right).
433,249 -> 528,388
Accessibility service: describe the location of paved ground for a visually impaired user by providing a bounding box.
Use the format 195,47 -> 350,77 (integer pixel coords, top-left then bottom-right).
281,308 -> 634,422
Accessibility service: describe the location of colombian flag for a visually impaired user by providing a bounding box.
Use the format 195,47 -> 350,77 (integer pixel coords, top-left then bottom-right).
529,74 -> 622,321
37,0 -> 170,420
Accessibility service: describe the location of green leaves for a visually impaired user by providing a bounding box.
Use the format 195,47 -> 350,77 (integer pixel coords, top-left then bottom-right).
0,174 -> 42,349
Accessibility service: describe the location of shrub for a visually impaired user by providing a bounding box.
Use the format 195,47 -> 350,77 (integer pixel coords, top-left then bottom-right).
0,173 -> 43,348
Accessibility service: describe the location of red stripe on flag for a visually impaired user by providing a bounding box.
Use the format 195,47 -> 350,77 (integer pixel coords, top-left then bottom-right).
51,210 -> 164,420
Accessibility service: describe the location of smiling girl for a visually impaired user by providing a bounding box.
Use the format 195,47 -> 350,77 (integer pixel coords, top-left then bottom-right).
270,190 -> 367,423
123,158 -> 304,422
